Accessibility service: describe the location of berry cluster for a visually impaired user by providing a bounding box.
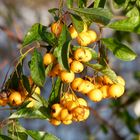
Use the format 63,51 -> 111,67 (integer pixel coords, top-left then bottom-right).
50,92 -> 89,126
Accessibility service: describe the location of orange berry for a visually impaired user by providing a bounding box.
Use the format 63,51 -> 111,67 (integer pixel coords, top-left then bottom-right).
43,53 -> 55,66
108,84 -> 124,98
49,118 -> 61,126
100,85 -> 109,98
60,70 -> 75,83
62,120 -> 72,125
60,108 -> 72,121
103,76 -> 113,85
87,89 -> 103,102
51,103 -> 63,120
71,78 -> 84,92
8,91 -> 22,106
87,30 -> 97,43
116,76 -> 125,86
69,25 -> 78,39
51,21 -> 63,37
70,60 -> 84,73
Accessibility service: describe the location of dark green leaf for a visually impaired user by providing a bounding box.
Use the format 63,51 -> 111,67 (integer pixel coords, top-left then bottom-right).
26,130 -> 60,140
66,0 -> 73,8
57,24 -> 71,71
40,31 -> 57,46
85,63 -> 117,82
70,14 -> 84,33
78,0 -> 87,8
102,38 -> 137,61
72,8 -> 113,25
0,135 -> 13,140
48,78 -> 61,106
113,0 -> 125,5
29,49 -> 45,87
22,75 -> 31,94
100,124 -> 108,134
22,23 -> 42,46
94,0 -> 106,8
108,7 -> 140,34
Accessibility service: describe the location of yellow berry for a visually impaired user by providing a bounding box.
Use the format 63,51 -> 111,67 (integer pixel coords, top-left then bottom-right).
70,61 -> 84,73
43,53 -> 55,66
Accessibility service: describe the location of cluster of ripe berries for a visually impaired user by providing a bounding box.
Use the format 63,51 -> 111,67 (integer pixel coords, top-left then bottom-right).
0,78 -> 40,108
50,92 -> 89,126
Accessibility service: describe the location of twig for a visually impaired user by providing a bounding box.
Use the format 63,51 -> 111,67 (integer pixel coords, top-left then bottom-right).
0,25 -> 22,44
90,107 -> 125,140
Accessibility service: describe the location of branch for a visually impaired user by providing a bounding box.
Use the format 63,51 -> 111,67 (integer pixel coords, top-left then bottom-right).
0,25 -> 22,44
90,107 -> 125,140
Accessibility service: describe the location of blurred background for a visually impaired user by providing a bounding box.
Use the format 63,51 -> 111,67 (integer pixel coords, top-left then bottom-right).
0,0 -> 140,140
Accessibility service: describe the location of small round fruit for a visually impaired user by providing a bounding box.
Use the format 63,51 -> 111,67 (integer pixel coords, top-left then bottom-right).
51,21 -> 63,37
68,58 -> 73,64
103,76 -> 113,85
49,118 -> 61,126
82,49 -> 92,62
0,99 -> 7,106
71,78 -> 84,92
43,53 -> 55,66
62,120 -> 72,125
100,85 -> 109,98
69,25 -> 78,39
87,89 -> 103,102
77,32 -> 91,46
60,108 -> 72,121
70,61 -> 84,73
77,98 -> 88,107
108,84 -> 124,98
51,103 -> 63,120
66,101 -> 78,111
87,30 -> 97,43
72,107 -> 90,121
74,48 -> 86,61
34,87 -> 41,95
117,76 -> 125,86
26,98 -> 34,108
81,80 -> 95,94
9,91 -> 22,106
60,70 -> 75,83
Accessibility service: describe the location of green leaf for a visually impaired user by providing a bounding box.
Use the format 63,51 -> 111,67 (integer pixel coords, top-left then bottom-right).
22,23 -> 42,46
66,0 -> 73,8
0,135 -> 13,140
26,130 -> 60,140
108,7 -> 140,34
45,63 -> 53,77
40,31 -> 57,47
78,0 -> 87,8
94,0 -> 106,8
29,49 -> 45,87
22,75 -> 31,94
72,8 -> 113,25
48,78 -> 62,106
113,0 -> 125,5
70,14 -> 84,33
102,38 -> 137,61
57,24 -> 71,71
85,63 -> 117,82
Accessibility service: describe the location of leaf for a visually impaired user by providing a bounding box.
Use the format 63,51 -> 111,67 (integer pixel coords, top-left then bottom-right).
94,0 -> 106,8
78,0 -> 87,8
40,31 -> 57,47
70,14 -> 84,33
108,7 -> 140,34
29,49 -> 45,87
85,63 -> 117,82
57,24 -> 71,71
45,63 -> 53,77
0,135 -> 13,140
26,130 -> 60,140
23,23 -> 42,46
102,38 -> 137,61
48,78 -> 62,106
72,8 -> 113,25
66,0 -> 73,8
113,0 -> 125,5
22,75 -> 31,94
